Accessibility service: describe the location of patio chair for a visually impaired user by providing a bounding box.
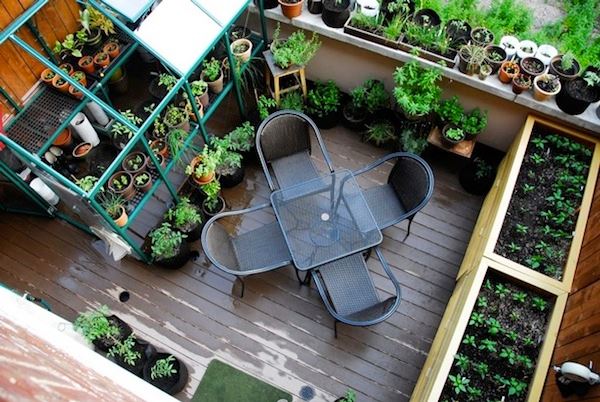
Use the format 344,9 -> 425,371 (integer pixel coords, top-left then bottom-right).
256,110 -> 335,191
311,247 -> 401,337
201,202 -> 293,297
353,152 -> 434,240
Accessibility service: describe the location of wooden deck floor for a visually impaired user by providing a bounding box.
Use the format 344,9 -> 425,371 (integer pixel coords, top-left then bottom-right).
0,122 -> 483,401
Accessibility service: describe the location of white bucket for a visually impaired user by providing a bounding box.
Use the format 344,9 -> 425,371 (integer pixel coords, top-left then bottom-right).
70,112 -> 100,146
30,178 -> 59,206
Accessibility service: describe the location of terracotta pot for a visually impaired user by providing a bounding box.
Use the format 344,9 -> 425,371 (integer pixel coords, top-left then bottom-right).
113,205 -> 128,227
103,41 -> 120,59
59,63 -> 74,75
72,142 -> 92,158
200,70 -> 224,94
94,52 -> 111,68
498,61 -> 520,84
53,128 -> 73,148
532,74 -> 561,102
78,56 -> 95,74
51,75 -> 70,94
108,171 -> 135,201
230,38 -> 253,64
279,0 -> 304,18
40,68 -> 56,84
512,74 -> 531,95
70,71 -> 87,87
69,85 -> 83,99
189,156 -> 215,186
150,140 -> 169,159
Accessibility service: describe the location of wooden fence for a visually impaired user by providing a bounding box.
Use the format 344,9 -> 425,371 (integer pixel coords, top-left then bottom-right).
0,0 -> 79,115
542,178 -> 600,401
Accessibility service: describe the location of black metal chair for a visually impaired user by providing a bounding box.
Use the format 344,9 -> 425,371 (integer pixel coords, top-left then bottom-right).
311,247 -> 401,337
353,152 -> 434,240
201,202 -> 292,297
256,110 -> 335,191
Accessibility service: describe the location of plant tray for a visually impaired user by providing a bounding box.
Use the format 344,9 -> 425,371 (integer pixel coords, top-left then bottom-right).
343,19 -> 402,50
397,40 -> 457,68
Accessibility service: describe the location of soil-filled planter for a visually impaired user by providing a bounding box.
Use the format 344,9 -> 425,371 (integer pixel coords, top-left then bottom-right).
459,157 -> 497,196
555,77 -> 600,116
341,101 -> 368,131
322,0 -> 351,28
484,45 -> 506,74
219,165 -> 245,188
143,353 -> 189,395
439,271 -> 554,401
202,196 -> 226,219
398,39 -> 458,68
108,338 -> 156,378
154,239 -> 191,269
343,17 -> 402,50
92,315 -> 133,353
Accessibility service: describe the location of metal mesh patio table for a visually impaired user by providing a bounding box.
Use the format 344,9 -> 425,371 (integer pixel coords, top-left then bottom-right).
270,169 -> 382,271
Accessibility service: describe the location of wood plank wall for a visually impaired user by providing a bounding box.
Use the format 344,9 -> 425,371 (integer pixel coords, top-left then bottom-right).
542,177 -> 600,401
0,0 -> 79,116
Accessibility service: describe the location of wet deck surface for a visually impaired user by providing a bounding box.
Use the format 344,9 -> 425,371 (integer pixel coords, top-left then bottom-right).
0,117 -> 483,401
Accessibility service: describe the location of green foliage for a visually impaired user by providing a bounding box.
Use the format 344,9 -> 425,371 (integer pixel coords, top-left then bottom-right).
435,96 -> 464,126
164,105 -> 187,127
338,389 -> 356,402
393,59 -> 442,118
481,0 -> 532,39
166,197 -> 202,228
463,108 -> 487,135
111,110 -> 143,141
211,136 -> 243,175
191,80 -> 208,96
351,79 -> 390,113
279,91 -> 305,112
486,317 -> 502,335
107,335 -> 141,366
167,128 -> 189,157
225,122 -> 255,152
73,305 -> 120,343
478,338 -> 497,353
201,180 -> 222,211
257,95 -> 277,120
349,13 -> 381,31
99,192 -> 124,219
53,33 -> 83,57
383,15 -> 406,40
454,353 -> 470,372
473,362 -> 489,379
271,23 -> 321,69
203,58 -> 222,82
186,145 -> 222,179
134,173 -> 150,186
469,312 -> 484,327
307,80 -> 341,118
404,22 -> 451,55
151,355 -> 178,380
85,5 -> 115,36
531,296 -> 548,311
158,74 -> 177,91
444,127 -> 464,141
499,347 -> 517,365
448,374 -> 470,395
512,291 -> 527,303
399,128 -> 428,155
150,222 -> 186,259
76,176 -> 98,192
462,335 -> 476,347
365,121 -> 396,147
494,283 -> 510,298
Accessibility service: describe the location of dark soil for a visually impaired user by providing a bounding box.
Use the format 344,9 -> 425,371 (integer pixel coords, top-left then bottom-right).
440,273 -> 553,402
521,58 -> 544,74
537,78 -> 559,92
552,59 -> 577,76
566,79 -> 600,102
495,125 -> 593,280
323,0 -> 349,10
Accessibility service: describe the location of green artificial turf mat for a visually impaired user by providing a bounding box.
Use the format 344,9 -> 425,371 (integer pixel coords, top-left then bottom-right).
192,359 -> 292,402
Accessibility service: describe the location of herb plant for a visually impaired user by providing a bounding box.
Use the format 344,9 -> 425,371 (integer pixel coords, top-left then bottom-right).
201,180 -> 222,212
150,223 -> 186,259
107,335 -> 141,366
365,121 -> 396,147
435,96 -> 464,126
257,95 -> 277,120
225,122 -> 255,152
306,80 -> 341,118
279,91 -> 305,112
202,58 -> 221,82
73,305 -> 120,343
111,110 -> 143,142
151,355 -> 177,380
271,24 -> 321,69
393,59 -> 442,118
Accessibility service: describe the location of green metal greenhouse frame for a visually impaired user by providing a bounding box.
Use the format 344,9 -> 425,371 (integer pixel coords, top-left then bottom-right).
0,0 -> 268,263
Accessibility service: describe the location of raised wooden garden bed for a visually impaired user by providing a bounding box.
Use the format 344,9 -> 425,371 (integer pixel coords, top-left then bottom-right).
343,19 -> 401,50
411,115 -> 600,402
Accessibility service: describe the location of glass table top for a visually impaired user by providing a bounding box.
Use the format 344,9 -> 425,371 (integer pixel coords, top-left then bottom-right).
271,169 -> 382,271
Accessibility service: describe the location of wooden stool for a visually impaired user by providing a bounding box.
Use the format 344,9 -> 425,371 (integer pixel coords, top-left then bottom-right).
263,50 -> 308,105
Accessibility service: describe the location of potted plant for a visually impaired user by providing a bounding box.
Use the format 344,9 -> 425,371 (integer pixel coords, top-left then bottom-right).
512,73 -> 532,95
270,24 -> 321,69
458,45 -> 486,75
498,61 -> 520,84
516,39 -> 537,60
108,171 -> 135,201
53,34 -> 83,59
548,53 -> 581,82
200,180 -> 225,217
53,127 -> 73,148
107,334 -> 154,377
165,197 -> 204,241
306,80 -> 342,129
499,35 -> 519,59
149,222 -> 190,269
230,38 -> 253,64
93,51 -> 110,68
256,95 -> 278,122
435,96 -> 464,127
143,353 -> 189,395
532,74 -> 561,102
212,137 -> 245,188
470,27 -> 494,47
343,79 -> 389,130
322,0 -> 352,28
150,139 -> 169,159
335,389 -> 356,402
279,0 -> 304,18
535,44 -> 557,66
185,145 -> 221,186
191,79 -> 209,109
103,41 -> 120,59
51,74 -> 70,94
70,70 -> 87,86
484,45 -> 506,74
133,172 -> 152,193
445,19 -> 471,48
364,120 -> 396,147
75,175 -> 98,193
459,156 -> 496,195
201,57 -> 224,94
520,56 -> 545,78
78,55 -> 95,74
111,110 -> 143,150
556,71 -> 600,115
40,68 -> 56,85
163,105 -> 190,132
72,142 -> 93,159
441,125 -> 465,147
279,91 -> 305,113
393,59 -> 442,120
122,152 -> 148,174
73,305 -> 132,352
479,64 -> 492,80
463,108 -> 488,139
225,121 -> 256,158
344,11 -> 403,49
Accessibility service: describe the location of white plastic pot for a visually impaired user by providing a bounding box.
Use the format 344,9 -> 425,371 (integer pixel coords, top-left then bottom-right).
356,0 -> 379,17
535,44 -> 558,66
70,112 -> 100,146
30,178 -> 59,206
517,40 -> 538,60
85,101 -> 110,126
500,35 -> 519,59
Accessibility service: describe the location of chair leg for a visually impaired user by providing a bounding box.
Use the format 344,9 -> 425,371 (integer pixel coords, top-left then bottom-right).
295,268 -> 303,286
304,272 -> 312,287
363,248 -> 372,260
238,277 -> 245,298
333,320 -> 338,338
404,216 -> 414,242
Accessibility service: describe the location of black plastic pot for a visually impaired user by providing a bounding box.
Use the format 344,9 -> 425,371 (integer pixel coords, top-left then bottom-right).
311,110 -> 340,129
459,158 -> 496,196
413,8 -> 441,27
441,124 -> 465,147
92,315 -> 133,353
219,165 -> 245,188
202,196 -> 226,219
381,0 -> 414,22
322,0 -> 351,28
143,353 -> 189,395
445,19 -> 471,45
307,0 -> 323,13
169,205 -> 205,242
342,101 -> 368,131
484,45 -> 506,74
154,240 -> 191,269
108,338 -> 156,378
556,78 -> 600,116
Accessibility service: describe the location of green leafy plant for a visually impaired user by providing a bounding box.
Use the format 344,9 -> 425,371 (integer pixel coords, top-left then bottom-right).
399,128 -> 428,155
463,108 -> 487,135
351,79 -> 390,114
583,71 -> 600,87
225,122 -> 255,152
306,80 -> 341,118
111,110 -> 143,141
476,296 -> 488,309
76,176 -> 98,192
512,291 -> 527,303
257,95 -> 277,120
85,5 -> 115,36
73,305 -> 120,343
448,374 -> 470,395
531,296 -> 548,311
151,355 -> 178,380
444,127 -> 464,141
107,334 -> 141,366
486,317 -> 502,335
462,335 -> 476,347
191,79 -> 208,96
202,58 -> 221,82
201,180 -> 222,212
454,353 -> 470,372
158,73 -> 177,91
365,121 -> 396,147
163,105 -> 187,127
134,173 -> 150,186
337,389 -> 356,402
279,91 -> 304,112
393,59 -> 442,118
165,197 -> 202,229
435,96 -> 464,126
469,312 -> 484,327
499,347 -> 517,365
99,192 -> 124,220
167,128 -> 189,157
515,223 -> 528,234
150,222 -> 186,259
211,136 -> 243,176
185,145 -> 222,180
473,362 -> 489,379
494,283 -> 510,298
271,23 -> 321,69
478,338 -> 497,353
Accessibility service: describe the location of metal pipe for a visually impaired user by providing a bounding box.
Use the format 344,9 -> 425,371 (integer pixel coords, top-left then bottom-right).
258,0 -> 269,43
0,86 -> 21,113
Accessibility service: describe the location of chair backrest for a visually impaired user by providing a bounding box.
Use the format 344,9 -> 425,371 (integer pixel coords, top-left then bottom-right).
256,111 -> 312,163
202,222 -> 240,272
389,155 -> 434,213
